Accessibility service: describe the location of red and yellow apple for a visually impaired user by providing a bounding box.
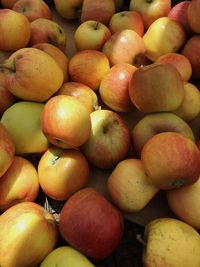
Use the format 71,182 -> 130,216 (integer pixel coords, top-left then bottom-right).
54,0 -> 83,20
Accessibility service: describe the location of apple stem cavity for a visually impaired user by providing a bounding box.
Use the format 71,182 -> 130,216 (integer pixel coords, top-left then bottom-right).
136,234 -> 146,246
0,63 -> 16,73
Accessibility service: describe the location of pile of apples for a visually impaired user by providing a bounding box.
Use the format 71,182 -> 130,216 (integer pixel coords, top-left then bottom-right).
0,0 -> 200,266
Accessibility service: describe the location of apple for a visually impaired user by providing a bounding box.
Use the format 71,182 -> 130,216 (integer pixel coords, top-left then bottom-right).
1,0 -> 18,8
40,246 -> 95,267
1,101 -> 49,155
155,52 -> 192,82
80,0 -> 115,25
54,0 -> 83,20
81,109 -> 131,169
167,177 -> 200,230
102,29 -> 146,67
173,82 -> 200,122
59,187 -> 124,260
168,1 -> 193,36
128,63 -> 184,113
56,81 -> 99,113
68,50 -> 110,91
12,0 -> 53,22
187,0 -> 200,33
142,217 -> 200,267
29,18 -> 67,51
182,35 -> 200,79
132,112 -> 195,156
143,17 -> 186,62
38,146 -> 90,201
0,47 -> 64,102
141,132 -> 200,190
0,201 -> 58,267
0,156 -> 39,211
0,9 -> 31,51
0,69 -> 16,115
41,95 -> 91,149
107,158 -> 159,213
129,0 -> 171,30
109,10 -> 144,36
99,63 -> 137,112
0,122 -> 15,178
33,42 -> 69,82
74,20 -> 111,51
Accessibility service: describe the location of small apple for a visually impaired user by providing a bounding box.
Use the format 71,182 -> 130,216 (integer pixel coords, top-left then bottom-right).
38,146 -> 90,201
29,18 -> 67,51
0,122 -> 15,178
128,63 -> 184,113
0,47 -> 64,102
1,101 -> 49,155
80,0 -> 115,25
132,112 -> 195,156
99,63 -> 137,112
129,0 -> 171,30
81,109 -> 131,169
187,0 -> 200,33
0,9 -> 31,51
173,82 -> 200,122
142,217 -> 200,267
40,246 -> 95,267
13,0 -> 53,22
33,42 -> 69,82
56,81 -> 99,113
107,158 -> 159,213
155,52 -> 192,82
68,50 -> 110,91
102,29 -> 146,67
0,156 -> 39,211
59,187 -> 124,260
54,0 -> 83,20
41,95 -> 91,149
182,35 -> 200,79
168,1 -> 193,36
0,202 -> 58,267
141,132 -> 200,190
143,17 -> 186,62
74,20 -> 111,51
109,10 -> 144,36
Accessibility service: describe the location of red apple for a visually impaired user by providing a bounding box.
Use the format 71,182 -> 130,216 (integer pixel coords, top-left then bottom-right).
141,132 -> 200,190
41,95 -> 91,149
81,109 -> 131,169
0,156 -> 39,211
13,0 -> 53,22
38,146 -> 90,201
81,0 -> 115,25
102,29 -> 146,67
99,63 -> 137,112
68,50 -> 110,91
59,187 -> 124,260
187,0 -> 200,33
0,201 -> 58,266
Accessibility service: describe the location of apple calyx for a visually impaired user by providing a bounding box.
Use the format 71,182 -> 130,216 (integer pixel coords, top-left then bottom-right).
171,179 -> 185,188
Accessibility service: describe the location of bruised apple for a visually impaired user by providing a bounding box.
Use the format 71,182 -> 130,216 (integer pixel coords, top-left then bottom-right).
107,158 -> 159,213
128,63 -> 184,113
0,47 -> 64,102
38,147 -> 90,201
0,156 -> 39,211
56,82 -> 99,113
41,95 -> 91,149
59,187 -> 124,260
0,9 -> 31,51
0,202 -> 58,267
141,132 -> 200,190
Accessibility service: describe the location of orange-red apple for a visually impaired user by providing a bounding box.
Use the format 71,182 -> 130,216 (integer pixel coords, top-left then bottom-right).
141,132 -> 200,190
38,147 -> 90,201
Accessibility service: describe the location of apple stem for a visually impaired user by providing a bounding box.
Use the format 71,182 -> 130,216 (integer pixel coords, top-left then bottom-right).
136,234 -> 146,246
94,21 -> 99,30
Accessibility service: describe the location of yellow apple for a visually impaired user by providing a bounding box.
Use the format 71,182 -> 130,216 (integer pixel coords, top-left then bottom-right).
1,101 -> 49,155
